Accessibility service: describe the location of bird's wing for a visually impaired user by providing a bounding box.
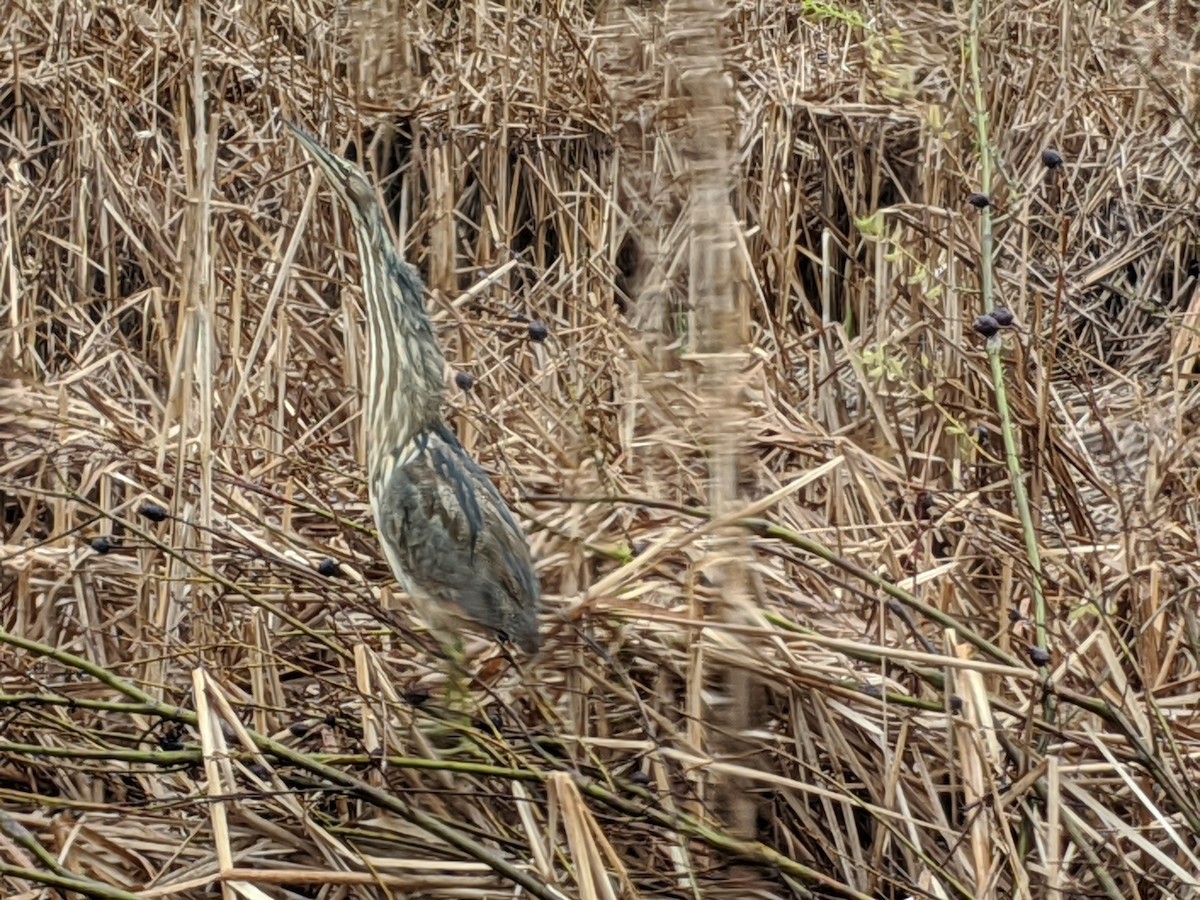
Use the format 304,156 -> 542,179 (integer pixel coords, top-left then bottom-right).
375,421 -> 541,650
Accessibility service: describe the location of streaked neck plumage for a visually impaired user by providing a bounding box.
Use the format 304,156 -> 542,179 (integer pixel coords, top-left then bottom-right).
349,209 -> 445,482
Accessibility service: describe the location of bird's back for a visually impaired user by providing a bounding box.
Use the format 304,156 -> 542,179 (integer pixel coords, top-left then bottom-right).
371,419 -> 541,653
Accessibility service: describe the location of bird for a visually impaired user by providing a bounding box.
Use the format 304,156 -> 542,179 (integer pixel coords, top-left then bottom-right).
285,121 -> 541,656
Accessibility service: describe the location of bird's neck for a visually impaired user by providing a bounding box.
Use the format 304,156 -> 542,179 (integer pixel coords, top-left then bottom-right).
360,247 -> 446,478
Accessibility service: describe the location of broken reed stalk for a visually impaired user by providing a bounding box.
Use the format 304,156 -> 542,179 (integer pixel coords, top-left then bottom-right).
0,625 -> 882,897
0,809 -> 143,900
531,486 -> 1200,838
6,1 -> 1200,895
0,627 -> 563,900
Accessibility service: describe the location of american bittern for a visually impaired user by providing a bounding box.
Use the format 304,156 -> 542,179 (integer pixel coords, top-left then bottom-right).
286,122 -> 541,655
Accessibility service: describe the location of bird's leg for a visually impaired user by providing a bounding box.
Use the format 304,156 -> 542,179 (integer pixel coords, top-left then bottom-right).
440,633 -> 472,715
419,633 -> 493,758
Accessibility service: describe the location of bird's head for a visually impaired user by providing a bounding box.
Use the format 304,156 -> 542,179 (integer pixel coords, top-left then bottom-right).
285,121 -> 383,232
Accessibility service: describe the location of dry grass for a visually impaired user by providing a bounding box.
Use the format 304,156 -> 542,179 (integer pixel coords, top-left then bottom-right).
3,0 -> 1200,897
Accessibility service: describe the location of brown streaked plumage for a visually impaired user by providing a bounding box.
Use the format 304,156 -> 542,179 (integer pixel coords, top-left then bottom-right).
285,121 -> 541,653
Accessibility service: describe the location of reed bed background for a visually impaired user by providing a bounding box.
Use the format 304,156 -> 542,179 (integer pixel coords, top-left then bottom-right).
3,0 -> 1200,897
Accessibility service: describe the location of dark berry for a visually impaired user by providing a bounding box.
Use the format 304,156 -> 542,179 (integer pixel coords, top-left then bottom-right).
527,321 -> 549,342
967,193 -> 991,209
138,501 -> 168,523
990,307 -> 1015,327
288,721 -> 310,738
1029,647 -> 1052,666
949,695 -> 964,714
91,536 -> 112,554
317,558 -> 340,577
1041,149 -> 1063,169
454,371 -> 475,391
973,315 -> 1000,338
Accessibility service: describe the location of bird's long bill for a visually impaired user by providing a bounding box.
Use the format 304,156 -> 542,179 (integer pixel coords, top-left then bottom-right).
284,120 -> 351,191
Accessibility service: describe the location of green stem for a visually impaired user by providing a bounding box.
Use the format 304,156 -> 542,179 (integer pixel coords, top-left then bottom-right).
987,341 -> 1050,661
0,808 -> 144,900
966,0 -> 1053,726
0,628 -> 560,900
0,863 -> 143,900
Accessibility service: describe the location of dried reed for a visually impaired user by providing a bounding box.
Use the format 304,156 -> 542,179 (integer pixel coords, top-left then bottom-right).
2,0 -> 1200,897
